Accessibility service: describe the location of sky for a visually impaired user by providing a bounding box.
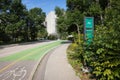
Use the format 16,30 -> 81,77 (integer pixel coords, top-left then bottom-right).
22,0 -> 67,14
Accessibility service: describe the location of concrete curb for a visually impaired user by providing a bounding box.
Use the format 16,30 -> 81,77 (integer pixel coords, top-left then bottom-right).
28,45 -> 61,80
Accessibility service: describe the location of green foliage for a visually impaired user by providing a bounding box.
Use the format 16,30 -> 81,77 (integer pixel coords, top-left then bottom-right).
37,26 -> 48,39
47,35 -> 58,40
55,6 -> 64,17
67,34 -> 84,65
0,0 -> 46,44
67,0 -> 91,12
67,43 -> 82,72
66,10 -> 84,33
28,8 -> 46,40
55,7 -> 68,39
85,25 -> 120,80
66,0 -> 120,80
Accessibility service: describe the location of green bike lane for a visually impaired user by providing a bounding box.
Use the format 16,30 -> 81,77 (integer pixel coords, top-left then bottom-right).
0,40 -> 62,80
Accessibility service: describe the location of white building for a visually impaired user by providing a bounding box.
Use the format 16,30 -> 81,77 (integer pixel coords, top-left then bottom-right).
45,11 -> 57,35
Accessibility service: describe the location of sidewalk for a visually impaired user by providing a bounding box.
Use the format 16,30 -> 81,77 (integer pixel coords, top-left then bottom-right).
44,43 -> 80,80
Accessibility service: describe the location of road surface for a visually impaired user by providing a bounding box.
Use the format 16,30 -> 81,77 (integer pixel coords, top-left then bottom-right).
0,40 -> 55,58
33,43 -> 80,80
0,40 -> 80,80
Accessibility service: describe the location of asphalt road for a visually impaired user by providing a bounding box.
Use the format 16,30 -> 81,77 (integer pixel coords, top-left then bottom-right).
0,41 -> 61,80
0,40 -> 80,80
0,40 -> 55,58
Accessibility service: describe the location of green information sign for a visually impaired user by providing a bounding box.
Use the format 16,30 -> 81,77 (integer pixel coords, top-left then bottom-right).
85,17 -> 94,28
86,30 -> 93,39
84,17 -> 94,44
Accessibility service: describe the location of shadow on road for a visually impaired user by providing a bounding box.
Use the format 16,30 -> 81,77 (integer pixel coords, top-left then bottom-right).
18,40 -> 50,45
61,40 -> 72,44
0,40 -> 72,50
0,40 -> 51,49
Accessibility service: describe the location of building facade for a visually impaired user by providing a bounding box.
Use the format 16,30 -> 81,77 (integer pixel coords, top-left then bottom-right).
45,11 -> 57,35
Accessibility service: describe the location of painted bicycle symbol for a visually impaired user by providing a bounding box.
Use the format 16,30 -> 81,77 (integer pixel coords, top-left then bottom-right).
0,66 -> 27,80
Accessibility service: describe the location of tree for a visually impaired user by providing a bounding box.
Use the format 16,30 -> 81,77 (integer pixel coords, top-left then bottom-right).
55,7 -> 68,39
67,0 -> 91,12
55,6 -> 64,17
66,0 -> 120,80
84,0 -> 120,79
87,2 -> 102,25
0,0 -> 12,43
0,0 -> 11,12
8,0 -> 28,42
0,0 -> 46,43
28,8 -> 46,40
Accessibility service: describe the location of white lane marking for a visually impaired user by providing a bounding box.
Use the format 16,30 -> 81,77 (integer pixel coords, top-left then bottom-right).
0,66 -> 27,80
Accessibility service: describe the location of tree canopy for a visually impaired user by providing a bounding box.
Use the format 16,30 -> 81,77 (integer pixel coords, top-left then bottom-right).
0,0 -> 47,44
55,0 -> 120,80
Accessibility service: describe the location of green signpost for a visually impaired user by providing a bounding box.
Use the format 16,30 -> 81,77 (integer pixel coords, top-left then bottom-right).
84,17 -> 94,44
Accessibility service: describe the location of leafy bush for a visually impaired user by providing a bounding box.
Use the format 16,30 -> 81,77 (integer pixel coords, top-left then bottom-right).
47,35 -> 58,40
67,25 -> 120,80
84,25 -> 120,80
67,34 -> 95,80
67,43 -> 82,75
